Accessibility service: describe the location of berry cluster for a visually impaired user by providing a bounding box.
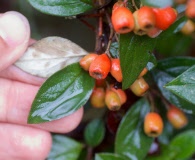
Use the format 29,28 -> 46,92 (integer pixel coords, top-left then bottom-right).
90,80 -> 127,111
111,1 -> 178,37
144,105 -> 188,137
179,0 -> 195,35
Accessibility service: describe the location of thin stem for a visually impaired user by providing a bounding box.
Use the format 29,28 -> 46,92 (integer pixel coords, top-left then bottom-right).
146,92 -> 156,112
105,11 -> 114,57
86,146 -> 93,160
78,18 -> 96,32
131,0 -> 138,10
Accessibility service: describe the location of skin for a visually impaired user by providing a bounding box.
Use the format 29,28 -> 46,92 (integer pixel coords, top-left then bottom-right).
0,11 -> 83,160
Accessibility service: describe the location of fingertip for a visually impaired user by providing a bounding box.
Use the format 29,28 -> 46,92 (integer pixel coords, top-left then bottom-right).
0,11 -> 30,46
0,123 -> 52,160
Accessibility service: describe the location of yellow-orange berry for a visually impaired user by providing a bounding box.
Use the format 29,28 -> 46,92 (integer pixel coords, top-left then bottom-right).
79,53 -> 98,71
90,87 -> 106,108
111,87 -> 127,105
180,19 -> 195,35
130,77 -> 149,96
167,105 -> 188,129
105,89 -> 121,111
133,6 -> 156,36
144,112 -> 164,137
110,58 -> 123,82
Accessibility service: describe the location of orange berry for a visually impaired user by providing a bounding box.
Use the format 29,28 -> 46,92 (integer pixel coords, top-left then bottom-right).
110,58 -> 123,82
130,77 -> 149,96
105,89 -> 121,111
79,53 -> 98,71
138,67 -> 148,78
181,19 -> 195,35
167,105 -> 188,129
133,6 -> 156,36
89,53 -> 111,80
144,112 -> 164,137
111,87 -> 127,105
185,0 -> 195,19
152,7 -> 177,30
90,87 -> 106,108
111,7 -> 135,34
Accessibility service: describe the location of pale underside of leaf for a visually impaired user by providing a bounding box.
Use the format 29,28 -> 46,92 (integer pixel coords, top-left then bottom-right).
14,36 -> 88,78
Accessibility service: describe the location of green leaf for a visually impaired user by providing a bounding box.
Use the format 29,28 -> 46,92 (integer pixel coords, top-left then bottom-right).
165,65 -> 195,105
141,0 -> 174,8
110,42 -> 119,58
28,0 -> 93,16
115,98 -> 153,160
170,130 -> 195,159
120,33 -> 156,89
152,57 -> 195,114
146,130 -> 195,160
48,135 -> 83,160
95,153 -> 125,160
28,63 -> 95,123
84,118 -> 105,147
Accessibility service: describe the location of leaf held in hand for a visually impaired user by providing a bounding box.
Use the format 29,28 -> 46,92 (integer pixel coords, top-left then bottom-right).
15,36 -> 88,78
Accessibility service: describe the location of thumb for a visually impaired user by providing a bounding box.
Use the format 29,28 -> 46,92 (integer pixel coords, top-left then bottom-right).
0,11 -> 30,71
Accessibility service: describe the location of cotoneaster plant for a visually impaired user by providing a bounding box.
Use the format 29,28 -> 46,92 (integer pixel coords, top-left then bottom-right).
12,0 -> 195,159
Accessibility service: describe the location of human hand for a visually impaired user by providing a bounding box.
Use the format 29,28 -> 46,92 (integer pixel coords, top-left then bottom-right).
0,11 -> 83,160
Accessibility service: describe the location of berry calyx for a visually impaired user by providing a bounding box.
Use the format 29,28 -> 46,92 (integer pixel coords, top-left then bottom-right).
89,53 -> 111,80
144,112 -> 164,137
167,105 -> 188,129
152,7 -> 177,30
79,53 -> 98,71
111,7 -> 135,34
110,58 -> 123,82
133,6 -> 156,36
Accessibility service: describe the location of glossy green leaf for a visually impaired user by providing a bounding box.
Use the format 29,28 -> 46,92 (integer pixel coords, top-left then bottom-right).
146,130 -> 195,160
28,0 -> 93,16
170,130 -> 195,159
95,153 -> 125,160
141,0 -> 174,8
115,98 -> 153,160
165,65 -> 195,105
48,135 -> 83,160
84,118 -> 105,147
120,33 -> 156,89
28,63 -> 95,123
152,57 -> 195,114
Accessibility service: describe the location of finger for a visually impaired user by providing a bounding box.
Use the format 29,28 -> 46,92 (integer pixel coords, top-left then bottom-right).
0,123 -> 52,160
0,11 -> 30,71
0,78 -> 83,133
0,65 -> 45,86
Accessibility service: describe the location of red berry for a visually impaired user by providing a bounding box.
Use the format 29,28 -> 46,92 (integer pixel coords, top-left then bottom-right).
89,53 -> 111,80
152,7 -> 177,30
111,7 -> 135,34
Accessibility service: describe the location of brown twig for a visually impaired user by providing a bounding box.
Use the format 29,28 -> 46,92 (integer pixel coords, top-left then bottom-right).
131,0 -> 138,10
104,11 -> 114,57
86,146 -> 93,160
